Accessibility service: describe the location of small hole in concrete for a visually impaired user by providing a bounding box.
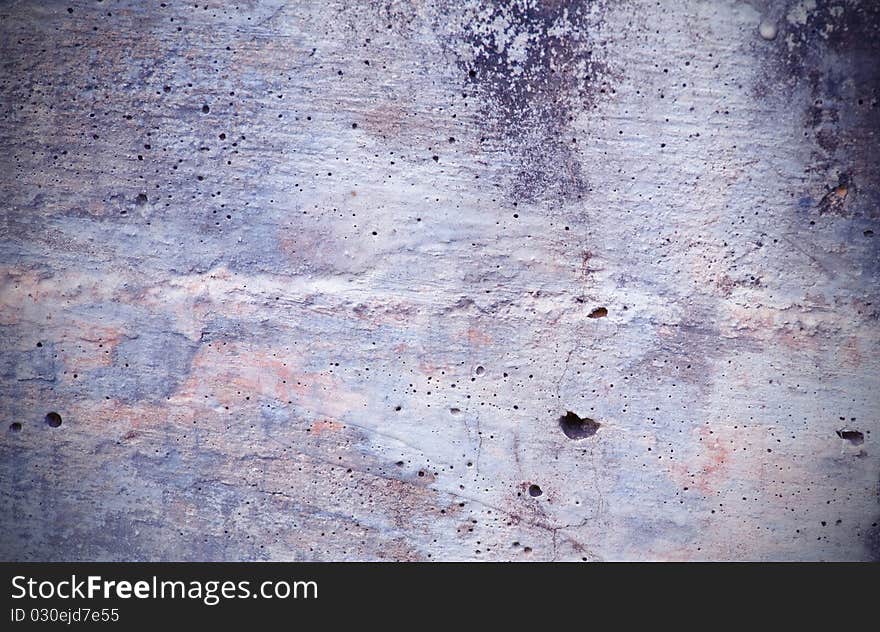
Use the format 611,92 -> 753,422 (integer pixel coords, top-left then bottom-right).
9,422 -> 22,433
475,366 -> 485,375
528,484 -> 543,497
559,411 -> 600,440
836,429 -> 864,445
588,307 -> 608,318
45,412 -> 62,428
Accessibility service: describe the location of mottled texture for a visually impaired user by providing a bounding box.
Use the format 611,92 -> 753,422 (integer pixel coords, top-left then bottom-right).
0,0 -> 878,561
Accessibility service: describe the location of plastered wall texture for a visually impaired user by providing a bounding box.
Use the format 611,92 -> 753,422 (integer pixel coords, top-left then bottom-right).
0,0 -> 878,561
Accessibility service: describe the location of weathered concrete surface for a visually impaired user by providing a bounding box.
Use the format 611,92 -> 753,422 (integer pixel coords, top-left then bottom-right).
0,0 -> 878,561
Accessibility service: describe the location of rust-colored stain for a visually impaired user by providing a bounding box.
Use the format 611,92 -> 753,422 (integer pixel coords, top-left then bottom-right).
1,0 -> 878,561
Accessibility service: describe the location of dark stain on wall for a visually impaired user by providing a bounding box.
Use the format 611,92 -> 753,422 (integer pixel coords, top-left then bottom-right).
444,0 -> 614,202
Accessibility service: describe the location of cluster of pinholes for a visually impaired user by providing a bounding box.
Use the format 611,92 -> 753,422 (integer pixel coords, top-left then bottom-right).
0,1 -> 877,561
0,1 -> 613,561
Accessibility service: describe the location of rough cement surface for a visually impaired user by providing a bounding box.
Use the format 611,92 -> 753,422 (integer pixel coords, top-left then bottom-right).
1,0 -> 878,561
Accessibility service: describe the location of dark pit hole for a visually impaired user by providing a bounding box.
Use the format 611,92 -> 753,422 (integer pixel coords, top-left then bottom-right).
559,411 -> 600,440
9,422 -> 22,433
588,307 -> 608,318
836,429 -> 864,445
528,484 -> 543,497
135,193 -> 148,205
475,365 -> 485,375
201,104 -> 210,113
45,412 -> 62,428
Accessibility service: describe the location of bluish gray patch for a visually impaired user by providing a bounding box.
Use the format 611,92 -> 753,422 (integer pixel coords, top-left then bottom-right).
86,330 -> 198,402
0,336 -> 59,384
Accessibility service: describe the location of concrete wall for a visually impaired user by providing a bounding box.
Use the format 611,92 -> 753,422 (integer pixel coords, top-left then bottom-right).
1,0 -> 878,560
